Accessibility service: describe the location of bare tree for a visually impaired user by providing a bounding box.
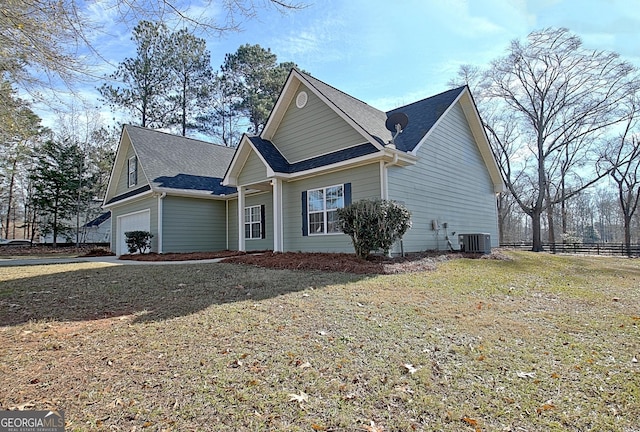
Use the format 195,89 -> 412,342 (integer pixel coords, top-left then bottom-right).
465,28 -> 637,251
0,0 -> 306,100
603,94 -> 640,254
0,81 -> 45,239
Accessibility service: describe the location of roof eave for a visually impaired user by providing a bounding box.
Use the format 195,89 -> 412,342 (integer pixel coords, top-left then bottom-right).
102,188 -> 155,209
154,187 -> 233,200
270,150 -> 416,181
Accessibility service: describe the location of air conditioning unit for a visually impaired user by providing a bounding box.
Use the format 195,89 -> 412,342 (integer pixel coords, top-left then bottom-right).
458,233 -> 491,254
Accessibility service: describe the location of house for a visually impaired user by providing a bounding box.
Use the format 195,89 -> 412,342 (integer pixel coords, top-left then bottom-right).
103,126 -> 236,255
103,69 -> 505,256
82,212 -> 112,243
39,211 -> 111,244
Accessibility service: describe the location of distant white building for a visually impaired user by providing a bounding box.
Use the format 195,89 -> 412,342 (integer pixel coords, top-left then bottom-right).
39,212 -> 111,244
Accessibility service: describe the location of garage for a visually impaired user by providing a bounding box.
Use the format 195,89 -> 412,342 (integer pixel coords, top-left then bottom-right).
117,209 -> 150,255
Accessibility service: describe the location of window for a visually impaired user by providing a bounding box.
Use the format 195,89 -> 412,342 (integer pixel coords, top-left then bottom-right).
128,156 -> 137,187
244,205 -> 264,240
307,184 -> 344,235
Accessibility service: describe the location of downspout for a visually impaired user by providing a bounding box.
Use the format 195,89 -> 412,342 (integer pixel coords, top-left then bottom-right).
157,192 -> 166,253
381,152 -> 399,200
382,151 -> 400,255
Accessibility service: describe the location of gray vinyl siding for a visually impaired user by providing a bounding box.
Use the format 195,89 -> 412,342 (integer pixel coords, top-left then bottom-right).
237,150 -> 268,186
272,84 -> 367,163
227,192 -> 274,251
114,138 -> 148,197
162,196 -> 227,252
282,164 -> 381,252
387,102 -> 499,252
109,196 -> 157,253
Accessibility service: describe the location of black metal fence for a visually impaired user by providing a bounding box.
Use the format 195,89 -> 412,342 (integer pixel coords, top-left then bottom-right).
500,242 -> 640,257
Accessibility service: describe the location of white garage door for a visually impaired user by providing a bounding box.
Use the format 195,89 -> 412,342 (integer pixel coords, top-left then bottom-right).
117,210 -> 150,255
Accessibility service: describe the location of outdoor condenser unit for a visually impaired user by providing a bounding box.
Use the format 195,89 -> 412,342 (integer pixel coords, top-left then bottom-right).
458,233 -> 491,254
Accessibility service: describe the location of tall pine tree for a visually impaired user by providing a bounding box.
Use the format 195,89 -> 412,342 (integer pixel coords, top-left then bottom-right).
30,139 -> 86,246
167,29 -> 212,136
98,21 -> 175,128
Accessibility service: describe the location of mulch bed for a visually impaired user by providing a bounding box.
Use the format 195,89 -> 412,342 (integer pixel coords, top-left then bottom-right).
118,250 -> 508,274
3,243 -> 510,274
118,250 -> 246,261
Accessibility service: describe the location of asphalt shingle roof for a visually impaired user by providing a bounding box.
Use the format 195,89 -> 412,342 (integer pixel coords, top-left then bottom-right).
298,71 -> 392,147
125,125 -> 236,195
117,77 -> 468,189
387,86 -> 466,152
297,70 -> 466,153
248,136 -> 379,174
83,212 -> 111,227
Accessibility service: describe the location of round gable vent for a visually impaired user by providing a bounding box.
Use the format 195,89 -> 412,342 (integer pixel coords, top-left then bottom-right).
296,91 -> 308,108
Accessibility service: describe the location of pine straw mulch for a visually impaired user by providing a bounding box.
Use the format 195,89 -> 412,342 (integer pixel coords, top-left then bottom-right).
120,249 -> 511,274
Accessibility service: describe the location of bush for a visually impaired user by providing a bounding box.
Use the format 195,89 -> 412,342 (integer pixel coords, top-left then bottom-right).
124,230 -> 154,254
337,199 -> 411,259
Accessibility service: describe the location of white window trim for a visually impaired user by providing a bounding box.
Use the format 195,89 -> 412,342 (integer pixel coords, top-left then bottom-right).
307,183 -> 344,236
128,156 -> 137,188
244,205 -> 262,240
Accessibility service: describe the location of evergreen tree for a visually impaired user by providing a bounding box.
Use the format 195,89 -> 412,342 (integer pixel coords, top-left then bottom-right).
220,44 -> 298,134
0,81 -> 44,239
30,139 -> 86,246
98,21 -> 175,128
167,29 -> 213,136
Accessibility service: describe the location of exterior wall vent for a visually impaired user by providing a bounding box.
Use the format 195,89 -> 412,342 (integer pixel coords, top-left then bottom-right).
296,91 -> 308,108
458,233 -> 491,254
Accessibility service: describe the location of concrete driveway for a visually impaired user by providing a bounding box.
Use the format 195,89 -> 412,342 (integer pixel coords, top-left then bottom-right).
0,256 -> 226,267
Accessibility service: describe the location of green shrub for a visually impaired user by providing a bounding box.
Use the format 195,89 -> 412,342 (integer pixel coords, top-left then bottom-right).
124,230 -> 154,254
337,199 -> 411,259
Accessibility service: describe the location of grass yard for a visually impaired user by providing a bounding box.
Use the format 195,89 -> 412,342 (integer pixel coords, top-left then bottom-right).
0,251 -> 638,431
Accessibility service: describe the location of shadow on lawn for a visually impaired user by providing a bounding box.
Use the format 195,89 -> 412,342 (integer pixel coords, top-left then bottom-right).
0,262 -> 366,326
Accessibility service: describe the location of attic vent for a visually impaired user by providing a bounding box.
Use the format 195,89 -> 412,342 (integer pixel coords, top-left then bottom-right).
296,91 -> 308,108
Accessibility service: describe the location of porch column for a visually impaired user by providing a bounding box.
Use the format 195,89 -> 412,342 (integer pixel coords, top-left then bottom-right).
237,186 -> 245,252
272,178 -> 283,252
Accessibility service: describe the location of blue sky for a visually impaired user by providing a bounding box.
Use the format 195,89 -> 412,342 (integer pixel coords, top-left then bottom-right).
38,0 -> 640,129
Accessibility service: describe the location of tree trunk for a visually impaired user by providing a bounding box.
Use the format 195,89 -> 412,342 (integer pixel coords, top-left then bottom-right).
53,193 -> 59,247
182,78 -> 188,136
531,209 -> 544,252
561,174 -> 568,238
624,214 -> 632,257
4,159 -> 17,239
547,206 -> 556,252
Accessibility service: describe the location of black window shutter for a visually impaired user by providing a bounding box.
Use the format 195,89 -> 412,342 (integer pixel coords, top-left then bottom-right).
301,191 -> 308,236
344,182 -> 352,206
260,204 -> 266,239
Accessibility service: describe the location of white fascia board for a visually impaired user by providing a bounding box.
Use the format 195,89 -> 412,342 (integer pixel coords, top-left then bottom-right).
262,73 -> 300,140
272,150 -> 416,181
222,137 -> 251,186
103,126 -> 130,205
222,136 -> 275,186
264,70 -> 384,152
102,188 -> 154,210
457,92 -> 507,193
154,188 -> 230,200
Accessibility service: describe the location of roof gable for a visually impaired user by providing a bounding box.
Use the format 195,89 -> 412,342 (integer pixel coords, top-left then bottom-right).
262,69 -> 389,149
104,126 -> 236,204
388,86 -> 467,153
